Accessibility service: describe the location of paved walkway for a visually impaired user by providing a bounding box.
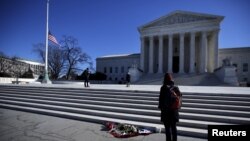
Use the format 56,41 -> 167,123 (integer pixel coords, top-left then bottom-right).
87,84 -> 250,94
0,108 -> 206,141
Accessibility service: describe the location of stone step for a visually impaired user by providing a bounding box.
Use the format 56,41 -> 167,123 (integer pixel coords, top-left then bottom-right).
183,98 -> 250,106
0,85 -> 249,139
183,102 -> 250,112
0,96 -> 249,125
1,90 -> 249,107
0,86 -> 159,96
184,94 -> 250,102
0,103 -> 207,138
1,92 -> 249,113
0,99 -> 229,130
1,88 -> 250,103
180,107 -> 250,118
2,85 -> 250,98
1,94 -> 249,118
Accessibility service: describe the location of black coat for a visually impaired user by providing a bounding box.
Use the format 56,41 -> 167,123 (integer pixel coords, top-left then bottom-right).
158,85 -> 180,124
126,74 -> 130,82
84,70 -> 90,80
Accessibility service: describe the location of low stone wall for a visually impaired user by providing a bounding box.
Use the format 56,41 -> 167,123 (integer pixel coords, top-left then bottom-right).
0,77 -> 36,84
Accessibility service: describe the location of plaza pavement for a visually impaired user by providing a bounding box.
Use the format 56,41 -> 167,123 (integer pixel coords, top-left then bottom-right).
0,108 -> 206,141
13,82 -> 250,94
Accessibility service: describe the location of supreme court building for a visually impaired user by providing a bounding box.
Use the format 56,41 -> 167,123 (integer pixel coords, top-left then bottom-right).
138,10 -> 223,74
96,11 -> 250,83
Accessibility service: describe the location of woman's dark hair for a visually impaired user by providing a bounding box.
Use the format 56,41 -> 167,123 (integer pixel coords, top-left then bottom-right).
163,73 -> 174,85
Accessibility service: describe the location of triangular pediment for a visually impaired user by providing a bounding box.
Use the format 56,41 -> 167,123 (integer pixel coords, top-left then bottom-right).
140,10 -> 224,29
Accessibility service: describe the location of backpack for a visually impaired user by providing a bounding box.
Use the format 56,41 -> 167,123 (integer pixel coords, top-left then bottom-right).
169,86 -> 182,110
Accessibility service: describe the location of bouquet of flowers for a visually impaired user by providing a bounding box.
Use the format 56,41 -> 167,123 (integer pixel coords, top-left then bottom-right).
106,122 -> 152,138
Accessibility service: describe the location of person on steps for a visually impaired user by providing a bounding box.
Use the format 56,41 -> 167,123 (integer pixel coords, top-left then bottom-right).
158,73 -> 181,141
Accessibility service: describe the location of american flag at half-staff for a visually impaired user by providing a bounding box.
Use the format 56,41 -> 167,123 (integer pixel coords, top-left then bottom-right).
48,31 -> 59,45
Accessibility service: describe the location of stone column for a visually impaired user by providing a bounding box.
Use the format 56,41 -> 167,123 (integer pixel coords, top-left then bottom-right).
200,31 -> 207,73
189,32 -> 195,73
179,33 -> 184,73
158,35 -> 163,73
140,36 -> 145,72
168,34 -> 173,73
208,30 -> 219,73
213,30 -> 219,70
149,36 -> 154,73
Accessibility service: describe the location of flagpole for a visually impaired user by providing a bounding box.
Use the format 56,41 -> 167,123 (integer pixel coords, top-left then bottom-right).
42,0 -> 51,84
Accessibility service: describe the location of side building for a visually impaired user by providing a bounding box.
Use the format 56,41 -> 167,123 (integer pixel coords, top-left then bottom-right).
0,56 -> 45,78
96,54 -> 140,83
219,47 -> 250,83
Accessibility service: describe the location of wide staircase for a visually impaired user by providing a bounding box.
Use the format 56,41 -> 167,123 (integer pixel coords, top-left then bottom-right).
0,85 -> 250,139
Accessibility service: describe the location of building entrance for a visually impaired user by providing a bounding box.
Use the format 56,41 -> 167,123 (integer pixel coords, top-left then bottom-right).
173,56 -> 179,73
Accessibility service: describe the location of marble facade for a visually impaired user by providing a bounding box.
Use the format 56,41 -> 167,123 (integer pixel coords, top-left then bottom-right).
138,11 -> 224,74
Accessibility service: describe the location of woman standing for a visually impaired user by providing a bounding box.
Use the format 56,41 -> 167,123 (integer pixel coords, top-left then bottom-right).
158,73 -> 181,141
126,72 -> 131,87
